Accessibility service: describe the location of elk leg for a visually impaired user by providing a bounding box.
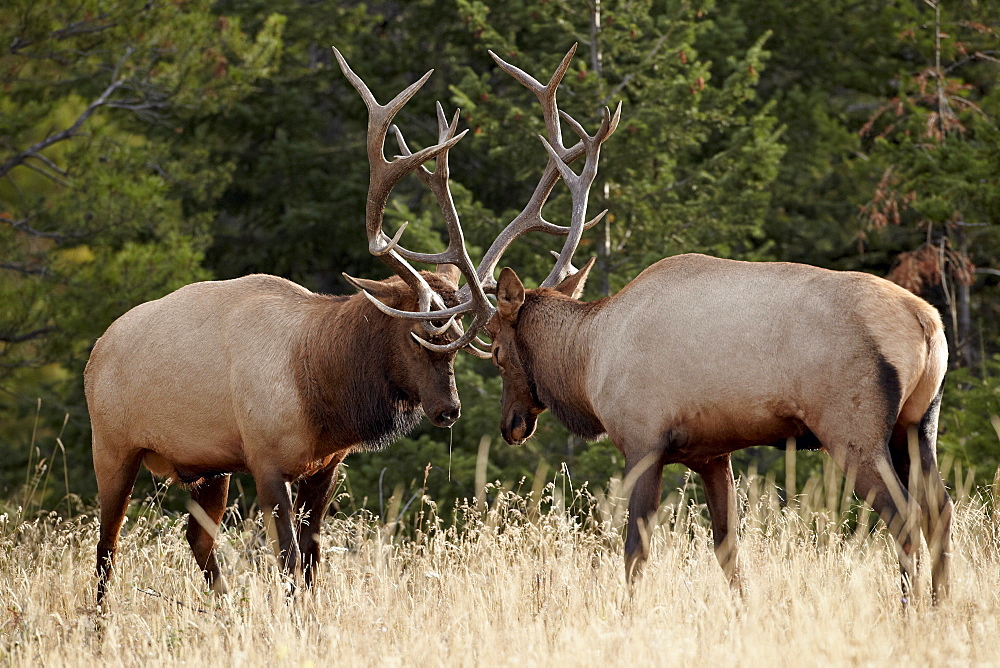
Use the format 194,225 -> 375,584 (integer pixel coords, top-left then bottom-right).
295,452 -> 347,586
187,474 -> 230,594
917,465 -> 952,601
812,365 -> 921,602
887,424 -> 922,592
691,454 -> 743,592
94,445 -> 143,609
623,450 -> 665,585
913,389 -> 953,602
842,452 -> 920,600
886,404 -> 953,602
254,471 -> 301,585
918,456 -> 953,602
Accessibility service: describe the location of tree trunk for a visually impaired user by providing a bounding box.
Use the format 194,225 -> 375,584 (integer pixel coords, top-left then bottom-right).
589,1 -> 613,298
954,225 -> 978,369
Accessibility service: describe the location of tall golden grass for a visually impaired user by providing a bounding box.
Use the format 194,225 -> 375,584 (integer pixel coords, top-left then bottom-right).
2,463 -> 1000,666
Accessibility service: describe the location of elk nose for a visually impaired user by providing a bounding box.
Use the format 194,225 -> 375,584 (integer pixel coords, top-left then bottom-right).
434,405 -> 461,427
505,414 -> 530,445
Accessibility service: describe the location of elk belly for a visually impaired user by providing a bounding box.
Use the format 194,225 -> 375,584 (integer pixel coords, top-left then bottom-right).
141,451 -> 175,478
140,449 -> 246,483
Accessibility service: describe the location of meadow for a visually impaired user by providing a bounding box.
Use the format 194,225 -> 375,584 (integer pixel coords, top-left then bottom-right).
2,462 -> 1000,667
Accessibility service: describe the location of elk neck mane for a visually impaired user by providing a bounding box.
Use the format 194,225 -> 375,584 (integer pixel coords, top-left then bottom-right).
292,291 -> 422,452
518,290 -> 608,441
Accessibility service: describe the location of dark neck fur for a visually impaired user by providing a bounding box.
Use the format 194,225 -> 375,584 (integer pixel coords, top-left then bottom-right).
293,294 -> 422,452
518,291 -> 608,441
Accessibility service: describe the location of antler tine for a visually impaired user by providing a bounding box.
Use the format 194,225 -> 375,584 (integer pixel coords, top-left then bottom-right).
540,102 -> 622,288
464,345 -> 493,360
413,307 -> 495,354
359,286 -> 479,321
463,332 -> 494,361
389,103 -> 475,270
488,44 -> 577,157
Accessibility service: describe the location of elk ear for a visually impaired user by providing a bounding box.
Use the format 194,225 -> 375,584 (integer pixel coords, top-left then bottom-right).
496,267 -> 525,322
553,257 -> 595,299
435,263 -> 462,286
342,272 -> 404,308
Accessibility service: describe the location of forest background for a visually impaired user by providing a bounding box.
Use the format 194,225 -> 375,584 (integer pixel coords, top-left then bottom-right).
1,0 -> 998,517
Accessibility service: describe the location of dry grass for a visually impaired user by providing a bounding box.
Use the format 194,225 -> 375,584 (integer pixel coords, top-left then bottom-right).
2,471 -> 1000,667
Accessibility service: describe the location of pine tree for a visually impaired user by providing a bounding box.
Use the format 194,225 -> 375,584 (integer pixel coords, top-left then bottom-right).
0,0 -> 283,498
856,0 -> 999,369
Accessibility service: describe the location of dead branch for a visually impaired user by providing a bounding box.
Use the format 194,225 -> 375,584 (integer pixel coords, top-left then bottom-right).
0,214 -> 65,241
0,74 -> 126,180
7,14 -> 117,55
0,262 -> 48,276
0,327 -> 56,344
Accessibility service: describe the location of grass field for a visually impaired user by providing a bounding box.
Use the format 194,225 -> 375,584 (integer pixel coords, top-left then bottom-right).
2,469 -> 1000,666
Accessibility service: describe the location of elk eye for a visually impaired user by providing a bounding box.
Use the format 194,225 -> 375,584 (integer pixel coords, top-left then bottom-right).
492,347 -> 500,364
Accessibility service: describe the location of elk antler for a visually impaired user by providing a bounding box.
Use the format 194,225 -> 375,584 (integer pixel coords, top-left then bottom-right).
472,45 -> 621,292
333,46 -> 467,321
334,47 -> 492,353
333,44 -> 619,356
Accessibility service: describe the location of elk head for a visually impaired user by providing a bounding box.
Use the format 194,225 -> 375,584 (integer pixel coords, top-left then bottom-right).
334,43 -> 618,430
489,261 -> 594,444
347,268 -> 464,428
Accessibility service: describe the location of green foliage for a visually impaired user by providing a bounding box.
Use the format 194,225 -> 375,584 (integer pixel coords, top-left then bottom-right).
0,0 -> 283,499
939,355 -> 1000,477
1,1 -> 997,515
204,0 -> 386,285
440,0 -> 786,294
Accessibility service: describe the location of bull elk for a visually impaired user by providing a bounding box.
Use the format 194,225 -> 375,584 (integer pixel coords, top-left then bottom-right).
85,45 -> 609,607
353,48 -> 953,602
487,255 -> 953,601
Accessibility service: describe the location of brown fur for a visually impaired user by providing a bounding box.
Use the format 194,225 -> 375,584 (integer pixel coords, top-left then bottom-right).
490,253 -> 953,602
85,271 -> 461,607
291,274 -> 460,452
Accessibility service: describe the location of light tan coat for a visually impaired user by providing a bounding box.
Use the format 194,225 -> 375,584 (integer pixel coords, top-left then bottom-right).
490,253 -> 952,601
86,271 -> 461,606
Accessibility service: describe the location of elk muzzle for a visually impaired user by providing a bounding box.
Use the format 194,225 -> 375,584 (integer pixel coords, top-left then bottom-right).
429,401 -> 461,428
502,411 -> 537,445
